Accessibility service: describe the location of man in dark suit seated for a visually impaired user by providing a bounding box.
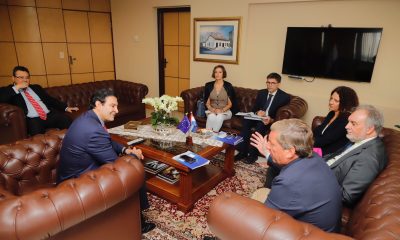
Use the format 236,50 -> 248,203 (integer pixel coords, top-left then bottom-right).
57,88 -> 156,234
325,104 -> 387,207
251,119 -> 342,232
0,66 -> 78,136
259,105 -> 387,208
235,72 -> 290,164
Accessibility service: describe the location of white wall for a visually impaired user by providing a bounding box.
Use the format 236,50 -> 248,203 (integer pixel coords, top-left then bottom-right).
111,0 -> 400,128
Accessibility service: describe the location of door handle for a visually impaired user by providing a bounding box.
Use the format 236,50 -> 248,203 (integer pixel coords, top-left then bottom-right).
163,58 -> 168,68
68,56 -> 77,65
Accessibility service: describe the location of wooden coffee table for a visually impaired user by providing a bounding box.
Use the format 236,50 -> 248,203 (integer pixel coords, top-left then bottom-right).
111,133 -> 235,212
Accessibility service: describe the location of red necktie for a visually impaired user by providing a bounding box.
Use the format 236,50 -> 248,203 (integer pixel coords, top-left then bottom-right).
24,90 -> 47,120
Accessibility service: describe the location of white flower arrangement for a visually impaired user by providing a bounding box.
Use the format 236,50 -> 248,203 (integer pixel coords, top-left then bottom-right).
142,95 -> 183,126
142,95 -> 183,113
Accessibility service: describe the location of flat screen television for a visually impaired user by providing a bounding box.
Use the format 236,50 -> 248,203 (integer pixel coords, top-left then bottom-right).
282,27 -> 383,82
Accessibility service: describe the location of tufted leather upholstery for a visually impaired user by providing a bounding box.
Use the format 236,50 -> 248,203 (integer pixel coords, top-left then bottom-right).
181,86 -> 308,133
0,129 -> 144,240
207,125 -> 400,239
0,80 -> 148,144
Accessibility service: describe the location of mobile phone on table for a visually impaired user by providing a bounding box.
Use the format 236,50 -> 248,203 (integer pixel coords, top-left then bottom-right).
180,154 -> 196,164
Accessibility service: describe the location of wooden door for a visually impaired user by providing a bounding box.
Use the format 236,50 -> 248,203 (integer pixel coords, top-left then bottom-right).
159,8 -> 190,112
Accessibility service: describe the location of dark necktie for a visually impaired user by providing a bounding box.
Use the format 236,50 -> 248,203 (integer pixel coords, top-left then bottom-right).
264,94 -> 273,110
24,90 -> 47,120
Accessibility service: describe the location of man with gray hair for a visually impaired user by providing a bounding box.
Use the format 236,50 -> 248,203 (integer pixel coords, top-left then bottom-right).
326,104 -> 387,207
252,119 -> 342,232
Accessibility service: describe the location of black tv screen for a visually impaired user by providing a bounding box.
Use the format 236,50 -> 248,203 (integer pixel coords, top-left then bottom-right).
282,27 -> 383,82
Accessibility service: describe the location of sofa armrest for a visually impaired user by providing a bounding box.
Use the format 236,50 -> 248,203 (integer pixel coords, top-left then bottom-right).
117,80 -> 149,104
181,87 -> 204,114
275,95 -> 308,121
0,103 -> 27,144
208,192 -> 352,240
312,116 -> 325,130
0,155 -> 144,240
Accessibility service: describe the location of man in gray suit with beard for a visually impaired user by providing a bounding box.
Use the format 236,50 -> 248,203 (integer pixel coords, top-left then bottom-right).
326,104 -> 387,207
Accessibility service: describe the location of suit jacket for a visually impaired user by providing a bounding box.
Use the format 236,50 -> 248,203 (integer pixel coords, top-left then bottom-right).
57,110 -> 124,183
266,154 -> 342,232
328,137 -> 387,207
252,88 -> 290,119
0,84 -> 67,115
313,111 -> 350,156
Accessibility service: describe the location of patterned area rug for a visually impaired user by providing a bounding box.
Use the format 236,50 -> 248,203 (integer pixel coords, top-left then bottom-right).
142,154 -> 267,240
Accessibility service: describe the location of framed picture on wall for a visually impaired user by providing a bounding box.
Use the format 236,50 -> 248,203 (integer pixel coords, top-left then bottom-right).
193,17 -> 241,64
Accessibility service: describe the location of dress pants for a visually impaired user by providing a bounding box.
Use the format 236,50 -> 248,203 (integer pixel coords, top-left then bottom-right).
26,110 -> 72,136
236,118 -> 270,158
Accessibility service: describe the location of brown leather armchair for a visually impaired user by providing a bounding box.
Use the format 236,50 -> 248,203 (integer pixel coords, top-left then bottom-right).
0,129 -> 144,240
181,86 -> 308,133
0,80 -> 148,144
207,127 -> 400,239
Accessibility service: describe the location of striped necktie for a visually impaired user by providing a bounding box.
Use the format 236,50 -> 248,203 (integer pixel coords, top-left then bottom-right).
24,90 -> 47,120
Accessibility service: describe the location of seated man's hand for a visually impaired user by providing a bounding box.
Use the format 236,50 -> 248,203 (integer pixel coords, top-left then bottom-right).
250,131 -> 268,157
262,116 -> 273,125
66,106 -> 79,112
257,110 -> 266,117
126,147 -> 144,159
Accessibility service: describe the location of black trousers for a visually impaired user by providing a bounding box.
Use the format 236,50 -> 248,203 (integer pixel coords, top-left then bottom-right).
26,111 -> 72,136
236,118 -> 270,158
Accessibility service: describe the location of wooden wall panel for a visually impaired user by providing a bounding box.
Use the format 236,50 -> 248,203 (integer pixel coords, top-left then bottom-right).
164,46 -> 178,77
0,43 -> 18,75
36,0 -> 61,8
163,12 -> 178,45
61,0 -> 89,11
64,10 -> 90,42
72,73 -> 94,84
94,71 -> 114,81
0,6 -> 13,41
7,0 -> 35,6
47,74 -> 70,87
37,8 -> 65,42
15,43 -> 46,75
0,77 -> 11,87
89,0 -> 110,12
30,75 -> 47,87
165,77 -> 179,97
42,43 -> 70,74
67,43 -> 93,73
89,12 -> 111,42
91,43 -> 114,72
179,46 -> 190,78
179,12 -> 190,46
9,6 -> 41,42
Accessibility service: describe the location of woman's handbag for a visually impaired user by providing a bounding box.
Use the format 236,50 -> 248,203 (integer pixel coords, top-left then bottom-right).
196,99 -> 206,118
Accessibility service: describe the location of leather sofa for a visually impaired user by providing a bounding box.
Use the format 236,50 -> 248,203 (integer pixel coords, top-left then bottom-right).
181,86 -> 308,133
207,125 -> 400,239
0,129 -> 144,240
0,80 -> 148,144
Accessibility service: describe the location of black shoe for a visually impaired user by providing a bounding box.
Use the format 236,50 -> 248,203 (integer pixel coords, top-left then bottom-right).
234,152 -> 247,161
141,222 -> 156,234
243,155 -> 257,164
203,236 -> 217,240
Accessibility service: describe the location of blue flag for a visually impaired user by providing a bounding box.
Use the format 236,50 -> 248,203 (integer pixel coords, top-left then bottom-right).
190,113 -> 198,133
177,115 -> 190,133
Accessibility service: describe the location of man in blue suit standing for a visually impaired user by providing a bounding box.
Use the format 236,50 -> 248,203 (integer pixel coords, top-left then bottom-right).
57,88 -> 156,234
